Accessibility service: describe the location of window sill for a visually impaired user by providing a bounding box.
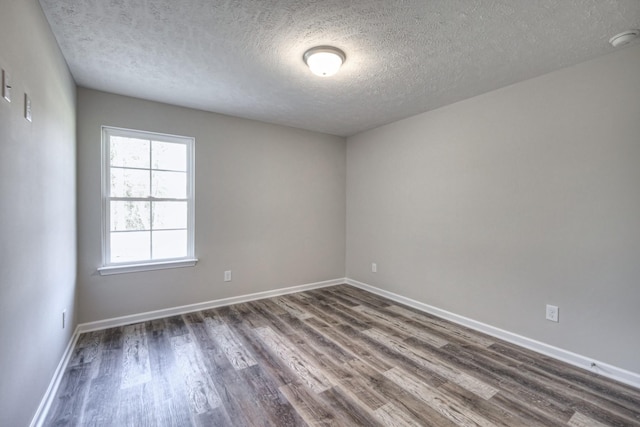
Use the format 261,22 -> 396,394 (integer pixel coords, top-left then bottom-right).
98,258 -> 198,276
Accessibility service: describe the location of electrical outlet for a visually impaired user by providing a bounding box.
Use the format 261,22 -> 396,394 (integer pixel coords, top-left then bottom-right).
24,93 -> 32,122
224,270 -> 232,282
62,310 -> 67,329
2,69 -> 11,102
546,304 -> 559,322
371,262 -> 377,273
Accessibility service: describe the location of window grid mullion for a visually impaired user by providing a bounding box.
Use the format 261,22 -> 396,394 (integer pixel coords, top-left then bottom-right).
110,227 -> 188,233
149,140 -> 154,260
109,197 -> 188,202
110,165 -> 187,173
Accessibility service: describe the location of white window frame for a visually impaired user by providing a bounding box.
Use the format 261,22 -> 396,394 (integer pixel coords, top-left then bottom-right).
98,126 -> 197,275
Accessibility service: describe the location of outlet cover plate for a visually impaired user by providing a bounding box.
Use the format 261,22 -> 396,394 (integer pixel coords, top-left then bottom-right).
2,69 -> 11,102
24,93 -> 32,122
546,304 -> 559,322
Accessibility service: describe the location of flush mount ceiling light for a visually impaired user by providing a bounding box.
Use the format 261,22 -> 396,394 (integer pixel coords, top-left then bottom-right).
609,30 -> 640,47
303,46 -> 346,77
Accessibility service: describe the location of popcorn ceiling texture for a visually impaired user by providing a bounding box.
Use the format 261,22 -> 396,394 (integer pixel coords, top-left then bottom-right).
39,0 -> 640,136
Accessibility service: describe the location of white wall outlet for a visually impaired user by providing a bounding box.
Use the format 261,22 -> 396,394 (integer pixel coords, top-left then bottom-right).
224,270 -> 232,282
546,304 -> 559,322
2,69 -> 11,102
24,93 -> 32,122
62,310 -> 67,329
371,262 -> 377,273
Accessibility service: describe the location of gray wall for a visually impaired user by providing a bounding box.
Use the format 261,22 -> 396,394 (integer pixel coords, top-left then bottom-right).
347,44 -> 640,373
0,1 -> 77,426
77,89 -> 346,323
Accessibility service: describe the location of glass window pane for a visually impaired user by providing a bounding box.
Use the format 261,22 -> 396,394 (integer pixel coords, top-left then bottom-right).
110,137 -> 150,168
111,168 -> 150,197
152,171 -> 187,198
152,230 -> 187,259
152,141 -> 187,171
111,201 -> 150,231
111,231 -> 150,263
152,201 -> 187,230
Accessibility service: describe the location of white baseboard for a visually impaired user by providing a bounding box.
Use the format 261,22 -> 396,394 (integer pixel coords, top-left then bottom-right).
77,277 -> 346,333
345,278 -> 640,389
30,327 -> 81,427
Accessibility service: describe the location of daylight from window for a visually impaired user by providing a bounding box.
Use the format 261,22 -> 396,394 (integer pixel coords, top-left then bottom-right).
103,128 -> 194,266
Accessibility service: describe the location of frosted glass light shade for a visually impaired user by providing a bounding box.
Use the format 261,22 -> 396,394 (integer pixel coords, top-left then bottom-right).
303,46 -> 346,77
609,30 -> 640,47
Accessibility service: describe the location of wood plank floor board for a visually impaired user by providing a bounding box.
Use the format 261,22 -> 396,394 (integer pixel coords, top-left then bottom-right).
374,401 -> 426,427
245,305 -> 354,382
345,359 -> 459,427
145,319 -> 195,427
318,386 -> 383,427
79,350 -> 125,426
351,304 -> 450,348
303,316 -> 395,373
279,382 -> 338,427
121,323 -> 153,389
115,383 -> 157,427
487,390 -> 569,427
319,288 -> 362,308
164,315 -> 190,337
68,331 -> 102,368
244,300 -> 306,340
302,294 -> 372,331
488,340 -> 622,390
512,361 -> 640,425
406,337 -> 578,425
44,363 -> 92,426
182,311 -> 264,426
224,302 -> 270,329
437,342 -> 579,422
384,366 -> 498,427
490,341 -> 640,411
568,411 -> 612,427
79,328 -> 126,425
210,323 -> 258,370
272,296 -> 315,320
254,326 -> 334,393
327,286 -> 393,309
438,381 -> 529,427
363,328 -> 499,400
279,313 -> 355,365
338,372 -> 388,412
44,284 -> 640,426
287,294 -> 343,328
386,305 -> 496,348
332,323 -> 448,388
437,340 -> 640,426
239,364 -> 307,427
223,310 -> 304,390
170,333 -> 223,413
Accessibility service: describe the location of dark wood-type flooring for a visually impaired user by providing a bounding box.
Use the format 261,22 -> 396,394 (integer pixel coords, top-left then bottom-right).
45,284 -> 640,426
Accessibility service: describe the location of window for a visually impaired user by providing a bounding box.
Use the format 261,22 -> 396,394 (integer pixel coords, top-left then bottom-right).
99,126 -> 196,275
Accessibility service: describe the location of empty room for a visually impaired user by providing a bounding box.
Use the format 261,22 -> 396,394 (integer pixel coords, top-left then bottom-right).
1,0 -> 640,426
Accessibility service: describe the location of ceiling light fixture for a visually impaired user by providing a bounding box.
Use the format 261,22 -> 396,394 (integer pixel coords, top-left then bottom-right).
303,46 -> 346,77
609,29 -> 640,47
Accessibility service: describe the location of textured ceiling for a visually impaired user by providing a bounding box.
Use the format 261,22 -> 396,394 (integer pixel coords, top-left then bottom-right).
39,0 -> 640,136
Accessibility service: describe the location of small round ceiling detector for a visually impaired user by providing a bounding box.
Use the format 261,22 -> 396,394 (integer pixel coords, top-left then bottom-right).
303,46 -> 346,77
609,30 -> 640,47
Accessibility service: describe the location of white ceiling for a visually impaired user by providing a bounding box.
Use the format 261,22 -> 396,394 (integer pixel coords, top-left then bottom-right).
39,0 -> 640,137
